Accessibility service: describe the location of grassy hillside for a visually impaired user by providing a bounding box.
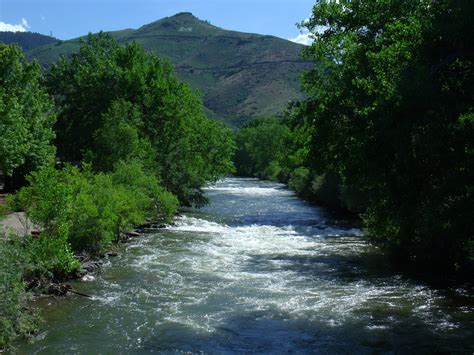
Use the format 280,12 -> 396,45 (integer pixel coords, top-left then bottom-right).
27,13 -> 311,125
0,31 -> 58,51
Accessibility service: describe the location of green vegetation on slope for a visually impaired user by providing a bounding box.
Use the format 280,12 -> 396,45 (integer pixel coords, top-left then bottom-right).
26,12 -> 311,126
235,0 -> 474,273
0,31 -> 57,52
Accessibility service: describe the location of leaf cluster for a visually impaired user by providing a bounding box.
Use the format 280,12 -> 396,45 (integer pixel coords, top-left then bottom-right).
0,44 -> 55,179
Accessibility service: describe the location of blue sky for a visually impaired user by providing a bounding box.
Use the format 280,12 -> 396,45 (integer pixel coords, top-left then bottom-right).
0,0 -> 314,44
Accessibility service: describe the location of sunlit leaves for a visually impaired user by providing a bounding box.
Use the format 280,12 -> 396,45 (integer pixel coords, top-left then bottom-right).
0,44 -> 55,176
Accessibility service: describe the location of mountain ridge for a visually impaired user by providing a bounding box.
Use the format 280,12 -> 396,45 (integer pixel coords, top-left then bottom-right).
0,31 -> 58,51
26,13 -> 311,125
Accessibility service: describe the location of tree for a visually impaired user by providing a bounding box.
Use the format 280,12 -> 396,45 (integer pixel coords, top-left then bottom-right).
235,116 -> 291,180
300,0 -> 474,270
47,34 -> 235,205
0,44 -> 55,185
88,99 -> 150,172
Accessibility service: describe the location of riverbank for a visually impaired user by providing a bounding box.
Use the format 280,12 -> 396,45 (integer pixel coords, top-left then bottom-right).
0,212 -> 171,352
0,174 -> 176,351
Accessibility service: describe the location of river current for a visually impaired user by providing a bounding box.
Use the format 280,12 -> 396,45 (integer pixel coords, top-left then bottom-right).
17,178 -> 473,353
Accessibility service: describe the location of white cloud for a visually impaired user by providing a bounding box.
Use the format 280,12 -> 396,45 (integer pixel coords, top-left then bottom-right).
0,18 -> 29,32
0,22 -> 27,32
289,32 -> 313,46
289,15 -> 316,46
41,15 -> 46,21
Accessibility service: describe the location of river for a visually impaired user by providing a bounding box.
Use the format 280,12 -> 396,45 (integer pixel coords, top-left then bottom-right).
17,178 -> 473,353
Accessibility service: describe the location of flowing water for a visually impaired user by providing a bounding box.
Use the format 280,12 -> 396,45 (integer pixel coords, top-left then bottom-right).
17,178 -> 473,354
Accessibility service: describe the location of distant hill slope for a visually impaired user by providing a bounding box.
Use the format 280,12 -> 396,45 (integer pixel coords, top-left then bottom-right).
27,13 -> 311,125
0,31 -> 58,51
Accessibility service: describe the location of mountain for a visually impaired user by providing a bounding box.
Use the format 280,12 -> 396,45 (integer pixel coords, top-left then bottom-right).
26,13 -> 312,126
0,31 -> 58,51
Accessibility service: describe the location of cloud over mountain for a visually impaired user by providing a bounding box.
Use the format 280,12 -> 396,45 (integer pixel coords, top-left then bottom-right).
289,31 -> 313,46
0,18 -> 29,32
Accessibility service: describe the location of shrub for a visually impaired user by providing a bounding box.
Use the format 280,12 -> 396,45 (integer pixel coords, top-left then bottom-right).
288,167 -> 312,199
261,160 -> 282,181
7,166 -> 79,279
66,166 -> 147,253
111,160 -> 178,222
339,183 -> 368,215
25,235 -> 80,280
66,161 -> 178,253
9,160 -> 179,258
0,235 -> 39,350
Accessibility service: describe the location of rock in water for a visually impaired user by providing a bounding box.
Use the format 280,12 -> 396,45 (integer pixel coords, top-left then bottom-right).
81,274 -> 95,282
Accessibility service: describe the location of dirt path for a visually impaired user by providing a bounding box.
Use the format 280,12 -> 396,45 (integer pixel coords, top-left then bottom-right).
0,212 -> 35,236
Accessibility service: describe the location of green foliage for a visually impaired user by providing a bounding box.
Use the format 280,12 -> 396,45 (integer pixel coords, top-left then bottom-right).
8,166 -> 72,238
0,44 -> 55,178
288,167 -> 312,199
0,236 -> 39,350
88,100 -> 148,172
68,169 -> 148,252
0,31 -> 57,52
25,234 -> 79,279
297,0 -> 474,270
10,160 -> 179,255
47,33 -> 235,205
7,166 -> 79,278
234,115 -> 362,214
235,116 -> 291,180
310,173 -> 342,212
111,160 -> 178,222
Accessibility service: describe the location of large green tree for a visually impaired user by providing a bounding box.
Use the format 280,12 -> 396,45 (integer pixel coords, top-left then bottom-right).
0,44 -> 55,182
47,33 -> 234,205
300,0 -> 473,270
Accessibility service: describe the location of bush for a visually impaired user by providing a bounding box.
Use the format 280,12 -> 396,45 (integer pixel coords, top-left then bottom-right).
0,236 -> 39,350
8,166 -> 72,238
7,166 -> 79,279
339,183 -> 368,215
68,170 -> 149,253
67,162 -> 178,253
111,160 -> 178,222
288,167 -> 312,199
10,162 -> 179,255
25,235 -> 80,280
261,160 -> 283,181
